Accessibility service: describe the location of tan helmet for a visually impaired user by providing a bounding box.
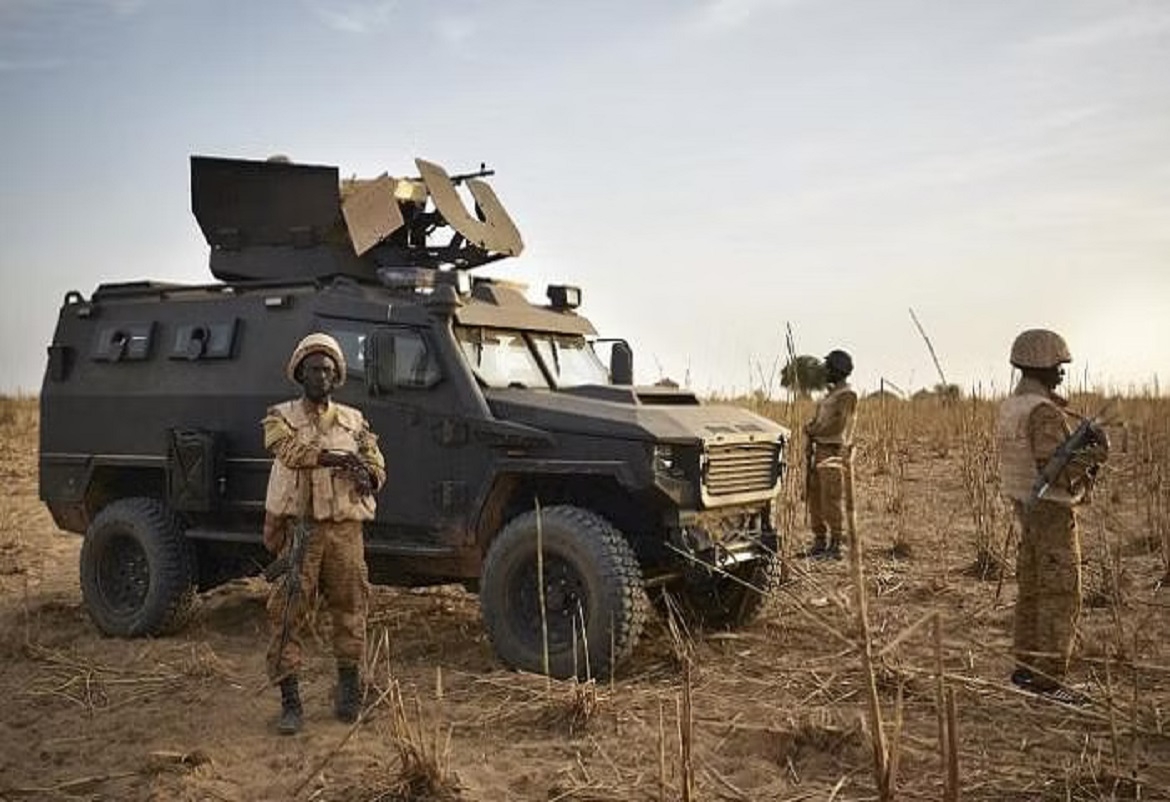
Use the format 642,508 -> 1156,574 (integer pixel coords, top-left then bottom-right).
1010,328 -> 1071,369
286,333 -> 346,386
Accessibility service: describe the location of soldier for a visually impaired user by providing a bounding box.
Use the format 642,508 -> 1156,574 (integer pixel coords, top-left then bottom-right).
996,329 -> 1108,703
803,349 -> 859,560
263,333 -> 386,734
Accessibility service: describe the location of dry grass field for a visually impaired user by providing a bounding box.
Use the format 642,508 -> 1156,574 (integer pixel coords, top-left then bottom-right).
1,392 -> 1168,801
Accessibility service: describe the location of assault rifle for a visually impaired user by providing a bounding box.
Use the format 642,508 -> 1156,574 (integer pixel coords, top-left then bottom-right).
1029,402 -> 1112,506
272,517 -> 312,671
320,448 -> 375,497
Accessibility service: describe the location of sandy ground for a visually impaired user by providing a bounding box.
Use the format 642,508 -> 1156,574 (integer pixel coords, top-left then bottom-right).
1,397 -> 1168,801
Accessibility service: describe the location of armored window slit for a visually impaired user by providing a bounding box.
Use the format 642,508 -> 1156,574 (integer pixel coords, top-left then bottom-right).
168,319 -> 239,361
92,322 -> 154,362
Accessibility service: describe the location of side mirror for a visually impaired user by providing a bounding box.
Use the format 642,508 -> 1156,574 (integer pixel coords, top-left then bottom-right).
610,340 -> 633,385
364,330 -> 397,396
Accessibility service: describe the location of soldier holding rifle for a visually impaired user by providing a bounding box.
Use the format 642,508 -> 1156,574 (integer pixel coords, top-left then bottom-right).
262,333 -> 386,734
996,329 -> 1108,703
803,349 -> 859,560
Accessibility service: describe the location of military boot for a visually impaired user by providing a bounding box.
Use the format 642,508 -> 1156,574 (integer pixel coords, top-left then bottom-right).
277,676 -> 303,735
806,534 -> 828,558
826,534 -> 843,561
335,664 -> 362,724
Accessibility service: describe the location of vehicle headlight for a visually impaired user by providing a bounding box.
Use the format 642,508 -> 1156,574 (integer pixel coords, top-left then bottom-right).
652,444 -> 687,480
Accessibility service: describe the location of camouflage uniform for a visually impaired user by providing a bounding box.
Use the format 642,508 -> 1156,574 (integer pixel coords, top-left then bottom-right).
996,330 -> 1107,692
264,333 -> 385,732
806,379 -> 858,555
263,397 -> 385,680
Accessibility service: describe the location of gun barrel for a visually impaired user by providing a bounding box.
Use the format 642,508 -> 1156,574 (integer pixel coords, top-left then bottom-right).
449,167 -> 495,185
263,554 -> 289,582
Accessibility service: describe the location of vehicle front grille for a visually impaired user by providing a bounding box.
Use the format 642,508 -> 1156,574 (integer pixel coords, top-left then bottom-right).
703,440 -> 780,497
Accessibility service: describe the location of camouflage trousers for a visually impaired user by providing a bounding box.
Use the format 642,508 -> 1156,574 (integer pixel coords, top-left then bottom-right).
808,444 -> 848,538
1012,499 -> 1081,688
267,519 -> 369,681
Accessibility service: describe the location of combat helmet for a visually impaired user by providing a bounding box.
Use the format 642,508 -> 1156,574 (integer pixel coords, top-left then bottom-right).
1009,329 -> 1071,370
824,349 -> 854,378
287,333 -> 347,386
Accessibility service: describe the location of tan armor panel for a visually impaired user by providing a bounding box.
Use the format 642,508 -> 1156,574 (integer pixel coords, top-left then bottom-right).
417,158 -> 523,256
340,174 -> 406,257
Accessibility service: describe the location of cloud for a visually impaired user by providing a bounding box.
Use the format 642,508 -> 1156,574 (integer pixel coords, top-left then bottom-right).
434,13 -> 475,46
1021,7 -> 1170,52
0,0 -> 148,17
304,0 -> 397,35
682,0 -> 805,36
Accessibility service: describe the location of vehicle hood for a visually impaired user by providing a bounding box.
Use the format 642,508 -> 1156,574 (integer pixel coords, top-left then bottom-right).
483,386 -> 789,445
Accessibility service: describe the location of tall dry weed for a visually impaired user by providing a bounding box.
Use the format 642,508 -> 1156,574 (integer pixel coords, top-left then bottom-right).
1122,397 -> 1170,578
955,398 -> 1008,578
856,396 -> 912,556
0,395 -> 38,434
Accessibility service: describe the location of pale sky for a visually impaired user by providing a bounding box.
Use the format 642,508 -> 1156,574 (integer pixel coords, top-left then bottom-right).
2,0 -> 1168,397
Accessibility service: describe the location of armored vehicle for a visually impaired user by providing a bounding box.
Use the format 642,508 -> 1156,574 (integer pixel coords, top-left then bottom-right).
39,155 -> 789,678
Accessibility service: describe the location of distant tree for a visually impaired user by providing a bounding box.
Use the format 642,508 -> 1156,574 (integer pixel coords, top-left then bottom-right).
781,355 -> 827,398
911,384 -> 962,404
934,383 -> 962,403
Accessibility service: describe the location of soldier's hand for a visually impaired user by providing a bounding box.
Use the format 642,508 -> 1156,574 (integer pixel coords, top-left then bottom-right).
318,449 -> 349,468
1080,424 -> 1110,466
1087,423 -> 1110,451
354,470 -> 374,496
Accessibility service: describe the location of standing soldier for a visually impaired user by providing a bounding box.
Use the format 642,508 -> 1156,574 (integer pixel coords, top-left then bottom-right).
804,349 -> 859,560
263,333 -> 386,734
996,329 -> 1108,702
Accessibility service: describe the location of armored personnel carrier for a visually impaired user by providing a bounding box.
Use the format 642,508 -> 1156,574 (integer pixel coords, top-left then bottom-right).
39,154 -> 789,678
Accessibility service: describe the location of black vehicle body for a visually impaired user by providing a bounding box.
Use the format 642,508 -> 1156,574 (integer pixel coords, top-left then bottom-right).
39,155 -> 789,677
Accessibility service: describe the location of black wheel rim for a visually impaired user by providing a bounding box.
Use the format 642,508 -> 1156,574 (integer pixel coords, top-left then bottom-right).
97,532 -> 150,615
509,554 -> 590,651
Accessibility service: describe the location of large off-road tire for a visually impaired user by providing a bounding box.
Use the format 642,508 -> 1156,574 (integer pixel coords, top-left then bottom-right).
652,554 -> 777,631
480,505 -> 647,680
80,497 -> 197,636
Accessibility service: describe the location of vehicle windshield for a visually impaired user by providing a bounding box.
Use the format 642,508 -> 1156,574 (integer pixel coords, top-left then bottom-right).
530,333 -> 609,388
455,327 -> 550,389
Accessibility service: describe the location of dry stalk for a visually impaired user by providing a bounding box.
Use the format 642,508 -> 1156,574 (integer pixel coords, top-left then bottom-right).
678,659 -> 695,802
909,306 -> 949,392
956,401 -> 1006,579
933,614 -> 953,801
848,518 -> 894,800
658,697 -> 668,802
387,685 -> 458,800
885,454 -> 911,558
889,680 -> 905,792
1105,647 -> 1121,775
22,642 -> 199,713
292,629 -> 393,798
537,676 -> 600,737
945,688 -> 959,800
